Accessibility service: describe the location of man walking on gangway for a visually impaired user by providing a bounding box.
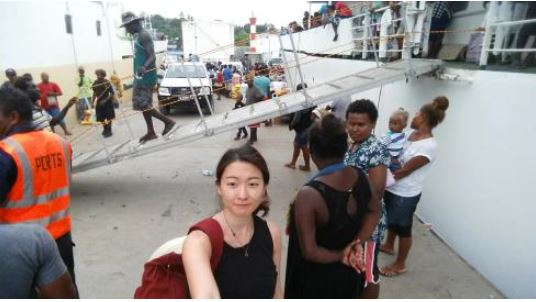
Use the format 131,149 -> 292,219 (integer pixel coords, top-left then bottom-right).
120,12 -> 176,144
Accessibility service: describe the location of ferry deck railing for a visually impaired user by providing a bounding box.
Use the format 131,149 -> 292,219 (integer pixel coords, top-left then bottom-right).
342,2 -> 536,68
348,2 -> 429,62
479,2 -> 536,66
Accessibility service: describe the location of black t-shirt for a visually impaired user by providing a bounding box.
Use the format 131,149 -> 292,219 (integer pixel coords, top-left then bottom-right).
290,107 -> 316,133
214,215 -> 277,298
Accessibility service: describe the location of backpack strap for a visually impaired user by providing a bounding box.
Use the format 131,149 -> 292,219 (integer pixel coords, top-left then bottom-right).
187,218 -> 224,271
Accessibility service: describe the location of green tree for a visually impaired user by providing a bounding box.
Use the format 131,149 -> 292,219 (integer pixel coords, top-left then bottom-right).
235,22 -> 274,43
150,14 -> 182,41
240,23 -> 272,34
234,26 -> 249,45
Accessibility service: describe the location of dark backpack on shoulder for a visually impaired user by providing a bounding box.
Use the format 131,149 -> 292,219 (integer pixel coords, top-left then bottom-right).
133,218 -> 223,298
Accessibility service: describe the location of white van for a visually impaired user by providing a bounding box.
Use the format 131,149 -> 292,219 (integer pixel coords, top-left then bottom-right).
157,62 -> 213,115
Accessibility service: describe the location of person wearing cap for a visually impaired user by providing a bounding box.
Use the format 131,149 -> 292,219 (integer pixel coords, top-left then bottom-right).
2,68 -> 17,89
120,11 -> 176,143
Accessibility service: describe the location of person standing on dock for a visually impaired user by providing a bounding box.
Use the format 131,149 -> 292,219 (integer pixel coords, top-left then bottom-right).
379,96 -> 449,278
245,79 -> 265,145
344,99 -> 390,299
120,12 -> 175,144
37,73 -> 72,136
75,67 -> 93,123
2,68 -> 18,89
91,69 -> 115,138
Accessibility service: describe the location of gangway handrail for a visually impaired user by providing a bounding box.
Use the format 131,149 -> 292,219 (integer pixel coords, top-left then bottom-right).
490,18 -> 536,28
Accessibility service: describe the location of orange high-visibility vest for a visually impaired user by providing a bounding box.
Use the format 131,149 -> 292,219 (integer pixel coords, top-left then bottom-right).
0,131 -> 72,239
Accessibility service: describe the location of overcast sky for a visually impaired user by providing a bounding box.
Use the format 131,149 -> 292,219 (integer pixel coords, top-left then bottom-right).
124,0 -> 325,28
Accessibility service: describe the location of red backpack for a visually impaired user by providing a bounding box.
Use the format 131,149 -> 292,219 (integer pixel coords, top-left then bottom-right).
134,218 -> 223,298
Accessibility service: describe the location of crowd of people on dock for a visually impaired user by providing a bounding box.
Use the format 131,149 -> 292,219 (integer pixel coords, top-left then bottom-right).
1,66 -> 124,139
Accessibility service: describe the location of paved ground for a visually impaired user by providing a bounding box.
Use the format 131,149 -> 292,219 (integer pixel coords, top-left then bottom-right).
68,96 -> 503,298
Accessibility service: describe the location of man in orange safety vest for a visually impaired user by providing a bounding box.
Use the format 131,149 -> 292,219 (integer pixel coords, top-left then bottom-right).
0,86 -> 77,295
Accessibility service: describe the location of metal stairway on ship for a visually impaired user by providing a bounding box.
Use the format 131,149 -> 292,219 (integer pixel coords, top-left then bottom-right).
71,58 -> 442,174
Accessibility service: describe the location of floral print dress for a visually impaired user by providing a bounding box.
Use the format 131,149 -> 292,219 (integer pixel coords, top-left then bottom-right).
344,134 -> 390,243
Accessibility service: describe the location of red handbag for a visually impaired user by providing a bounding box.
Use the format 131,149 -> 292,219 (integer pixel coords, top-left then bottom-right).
134,218 -> 223,298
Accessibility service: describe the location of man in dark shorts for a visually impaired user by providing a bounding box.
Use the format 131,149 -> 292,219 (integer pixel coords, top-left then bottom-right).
120,12 -> 176,143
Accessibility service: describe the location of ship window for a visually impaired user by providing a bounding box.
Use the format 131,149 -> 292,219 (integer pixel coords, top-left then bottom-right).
65,14 -> 73,34
96,20 -> 102,36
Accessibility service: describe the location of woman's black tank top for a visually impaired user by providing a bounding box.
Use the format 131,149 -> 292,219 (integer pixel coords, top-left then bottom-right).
214,215 -> 277,298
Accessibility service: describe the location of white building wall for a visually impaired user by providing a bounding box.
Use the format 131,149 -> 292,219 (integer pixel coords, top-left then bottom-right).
251,34 -> 281,60
181,20 -> 234,62
67,2 -> 108,65
0,1 -> 164,72
0,1 -> 132,70
0,1 -> 78,69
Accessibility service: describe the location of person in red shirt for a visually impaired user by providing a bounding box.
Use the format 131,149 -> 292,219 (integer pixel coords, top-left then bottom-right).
37,72 -> 72,135
335,1 -> 353,18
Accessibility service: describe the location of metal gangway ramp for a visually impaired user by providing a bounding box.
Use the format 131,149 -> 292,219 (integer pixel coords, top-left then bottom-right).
71,59 -> 442,173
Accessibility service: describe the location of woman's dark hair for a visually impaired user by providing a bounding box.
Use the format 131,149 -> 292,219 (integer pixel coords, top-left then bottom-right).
420,96 -> 449,128
346,99 -> 379,123
215,144 -> 270,217
309,114 -> 348,159
0,87 -> 34,122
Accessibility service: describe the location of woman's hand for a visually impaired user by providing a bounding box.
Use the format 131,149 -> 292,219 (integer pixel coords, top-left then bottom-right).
393,156 -> 431,180
341,239 -> 365,273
